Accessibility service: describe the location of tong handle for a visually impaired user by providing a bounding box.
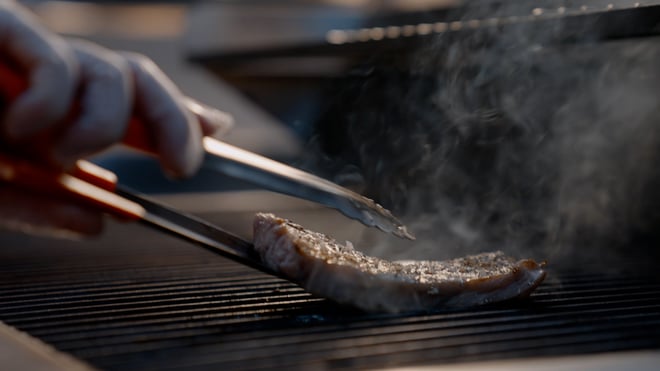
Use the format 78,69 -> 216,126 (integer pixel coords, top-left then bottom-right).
0,152 -> 144,220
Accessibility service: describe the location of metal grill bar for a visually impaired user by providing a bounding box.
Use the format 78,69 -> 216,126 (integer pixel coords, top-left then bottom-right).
64,305 -> 660,360
1,222 -> 659,370
84,310 -> 660,370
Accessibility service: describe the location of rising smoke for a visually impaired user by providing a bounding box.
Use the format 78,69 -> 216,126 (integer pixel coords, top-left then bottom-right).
310,1 -> 660,272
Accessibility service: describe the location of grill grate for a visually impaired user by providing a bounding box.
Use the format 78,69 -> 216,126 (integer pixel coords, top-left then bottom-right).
1,221 -> 659,370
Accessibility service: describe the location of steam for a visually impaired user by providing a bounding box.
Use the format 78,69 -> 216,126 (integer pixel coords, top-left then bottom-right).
309,2 -> 660,272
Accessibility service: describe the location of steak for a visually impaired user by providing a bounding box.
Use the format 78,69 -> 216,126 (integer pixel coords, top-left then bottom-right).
253,213 -> 546,313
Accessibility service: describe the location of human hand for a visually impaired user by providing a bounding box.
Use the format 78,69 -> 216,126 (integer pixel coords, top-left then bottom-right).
0,1 -> 231,236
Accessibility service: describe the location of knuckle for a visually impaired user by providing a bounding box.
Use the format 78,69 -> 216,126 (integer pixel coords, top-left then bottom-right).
73,42 -> 129,83
122,52 -> 155,70
38,48 -> 79,117
49,40 -> 79,76
103,61 -> 128,83
112,55 -> 131,79
98,61 -> 125,83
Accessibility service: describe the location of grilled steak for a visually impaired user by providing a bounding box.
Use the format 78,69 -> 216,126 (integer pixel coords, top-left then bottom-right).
253,213 -> 546,313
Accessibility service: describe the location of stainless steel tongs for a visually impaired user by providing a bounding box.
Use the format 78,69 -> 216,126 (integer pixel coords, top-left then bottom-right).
0,60 -> 414,241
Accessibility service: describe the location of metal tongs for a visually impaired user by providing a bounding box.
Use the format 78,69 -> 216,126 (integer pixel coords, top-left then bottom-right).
0,60 -> 413,271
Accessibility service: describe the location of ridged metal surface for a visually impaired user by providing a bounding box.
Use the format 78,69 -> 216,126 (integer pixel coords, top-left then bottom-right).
0,222 -> 659,370
324,2 -> 660,45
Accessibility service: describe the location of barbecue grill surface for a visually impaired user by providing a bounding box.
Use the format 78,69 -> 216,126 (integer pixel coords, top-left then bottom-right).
0,215 -> 658,370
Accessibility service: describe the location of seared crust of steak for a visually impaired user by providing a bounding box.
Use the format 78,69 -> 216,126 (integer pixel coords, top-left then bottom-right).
253,213 -> 546,313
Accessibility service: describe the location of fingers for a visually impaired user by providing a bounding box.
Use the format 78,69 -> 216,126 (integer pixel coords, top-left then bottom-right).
47,43 -> 233,169
52,47 -> 234,168
0,185 -> 103,237
0,2 -> 232,239
123,52 -> 203,178
0,2 -> 100,238
0,2 -> 78,140
0,0 -> 229,176
53,40 -> 132,166
184,97 -> 234,137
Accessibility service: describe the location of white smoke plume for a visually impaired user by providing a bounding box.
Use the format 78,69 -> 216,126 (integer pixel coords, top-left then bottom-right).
309,2 -> 660,273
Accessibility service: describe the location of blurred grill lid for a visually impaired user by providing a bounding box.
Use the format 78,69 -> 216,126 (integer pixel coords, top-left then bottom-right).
184,0 -> 660,77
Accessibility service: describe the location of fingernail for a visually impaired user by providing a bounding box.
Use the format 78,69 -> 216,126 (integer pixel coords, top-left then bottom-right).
184,98 -> 234,135
205,108 -> 234,135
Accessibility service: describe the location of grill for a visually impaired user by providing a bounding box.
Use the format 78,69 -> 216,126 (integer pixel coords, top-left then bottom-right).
1,210 -> 659,370
3,1 -> 660,369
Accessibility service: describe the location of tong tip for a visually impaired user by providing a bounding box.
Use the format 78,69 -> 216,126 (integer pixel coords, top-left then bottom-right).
349,197 -> 415,240
394,225 -> 416,241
